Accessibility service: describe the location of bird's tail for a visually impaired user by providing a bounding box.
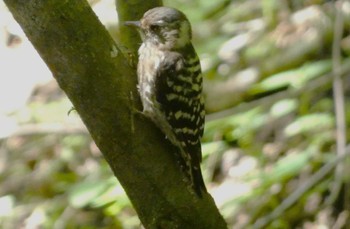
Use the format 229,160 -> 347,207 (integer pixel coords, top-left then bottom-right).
192,164 -> 207,197
187,146 -> 207,197
175,144 -> 207,197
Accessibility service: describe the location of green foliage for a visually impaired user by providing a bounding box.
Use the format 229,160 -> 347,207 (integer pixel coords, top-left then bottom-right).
251,60 -> 332,94
284,113 -> 334,137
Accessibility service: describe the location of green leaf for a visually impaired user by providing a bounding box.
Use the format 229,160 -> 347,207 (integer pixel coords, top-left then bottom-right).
270,99 -> 298,118
261,150 -> 312,185
68,179 -> 112,208
252,60 -> 332,94
284,113 -> 334,137
90,182 -> 129,209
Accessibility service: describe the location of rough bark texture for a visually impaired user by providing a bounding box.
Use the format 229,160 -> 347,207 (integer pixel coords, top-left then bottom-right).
3,0 -> 227,228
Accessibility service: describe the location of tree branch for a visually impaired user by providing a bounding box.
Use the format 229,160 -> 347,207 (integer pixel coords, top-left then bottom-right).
3,0 -> 226,228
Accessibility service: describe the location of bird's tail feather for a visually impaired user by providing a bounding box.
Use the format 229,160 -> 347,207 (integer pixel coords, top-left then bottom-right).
192,165 -> 207,197
174,144 -> 207,197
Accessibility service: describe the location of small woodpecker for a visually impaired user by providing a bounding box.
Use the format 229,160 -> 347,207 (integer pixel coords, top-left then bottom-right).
126,7 -> 206,197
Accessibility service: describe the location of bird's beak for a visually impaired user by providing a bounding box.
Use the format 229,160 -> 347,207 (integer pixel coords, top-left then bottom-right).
124,21 -> 141,28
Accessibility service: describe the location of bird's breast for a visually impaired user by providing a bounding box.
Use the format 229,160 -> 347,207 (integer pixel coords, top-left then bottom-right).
137,42 -> 165,113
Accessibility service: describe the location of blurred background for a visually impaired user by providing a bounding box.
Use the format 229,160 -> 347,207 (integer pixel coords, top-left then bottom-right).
1,0 -> 350,228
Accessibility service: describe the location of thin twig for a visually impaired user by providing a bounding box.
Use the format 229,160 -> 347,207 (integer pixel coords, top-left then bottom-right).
331,211 -> 349,229
326,0 -> 347,207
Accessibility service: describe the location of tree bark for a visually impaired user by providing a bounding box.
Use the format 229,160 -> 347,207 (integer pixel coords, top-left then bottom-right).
3,0 -> 227,228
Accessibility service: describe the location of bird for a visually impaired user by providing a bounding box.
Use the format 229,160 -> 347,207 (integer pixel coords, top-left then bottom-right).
125,7 -> 206,197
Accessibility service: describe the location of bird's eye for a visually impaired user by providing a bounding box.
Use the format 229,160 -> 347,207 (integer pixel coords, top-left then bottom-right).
149,24 -> 160,32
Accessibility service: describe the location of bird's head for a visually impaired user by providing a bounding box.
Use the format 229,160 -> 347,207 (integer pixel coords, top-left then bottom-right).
125,7 -> 192,50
